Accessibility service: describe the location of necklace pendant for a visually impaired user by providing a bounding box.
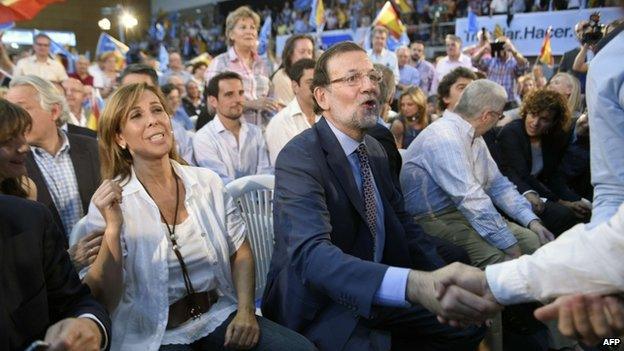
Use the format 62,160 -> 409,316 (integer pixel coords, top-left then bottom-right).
188,305 -> 203,320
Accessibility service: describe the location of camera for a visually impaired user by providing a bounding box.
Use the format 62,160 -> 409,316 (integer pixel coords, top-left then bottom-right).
581,12 -> 604,45
490,40 -> 505,58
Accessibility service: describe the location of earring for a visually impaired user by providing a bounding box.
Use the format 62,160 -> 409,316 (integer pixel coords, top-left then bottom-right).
120,143 -> 126,150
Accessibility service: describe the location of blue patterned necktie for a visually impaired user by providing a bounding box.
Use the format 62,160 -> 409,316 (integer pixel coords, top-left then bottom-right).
355,143 -> 377,254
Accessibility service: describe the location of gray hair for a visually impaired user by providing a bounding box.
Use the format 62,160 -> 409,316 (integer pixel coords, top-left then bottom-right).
9,75 -> 71,127
454,79 -> 507,120
395,46 -> 410,55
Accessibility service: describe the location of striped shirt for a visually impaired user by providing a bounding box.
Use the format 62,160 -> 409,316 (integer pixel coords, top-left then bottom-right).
31,130 -> 83,235
400,110 -> 538,250
478,56 -> 528,102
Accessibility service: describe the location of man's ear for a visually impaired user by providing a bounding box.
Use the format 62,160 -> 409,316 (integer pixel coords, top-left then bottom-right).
49,103 -> 62,123
313,86 -> 329,112
291,79 -> 299,96
207,95 -> 218,110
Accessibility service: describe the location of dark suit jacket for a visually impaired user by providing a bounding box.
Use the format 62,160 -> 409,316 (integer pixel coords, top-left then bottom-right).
0,195 -> 111,351
262,118 -> 443,350
25,132 -> 101,239
558,47 -> 587,91
496,119 -> 579,202
66,123 -> 97,139
366,123 -> 402,188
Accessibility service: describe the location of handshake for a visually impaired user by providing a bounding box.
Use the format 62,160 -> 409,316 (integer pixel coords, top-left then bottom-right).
406,262 -> 624,346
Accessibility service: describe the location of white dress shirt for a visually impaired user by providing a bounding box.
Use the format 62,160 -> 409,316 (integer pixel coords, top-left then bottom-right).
265,98 -> 319,164
431,54 -> 474,94
71,161 -> 245,351
13,55 -> 68,82
486,201 -> 624,305
367,48 -> 401,86
193,115 -> 272,184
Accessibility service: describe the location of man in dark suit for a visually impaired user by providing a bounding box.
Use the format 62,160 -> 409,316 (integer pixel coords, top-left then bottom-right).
6,75 -> 101,270
0,195 -> 110,350
262,42 -> 498,351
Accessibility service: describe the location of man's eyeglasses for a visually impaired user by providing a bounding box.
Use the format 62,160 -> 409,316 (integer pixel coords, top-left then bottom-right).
329,70 -> 383,87
488,110 -> 505,121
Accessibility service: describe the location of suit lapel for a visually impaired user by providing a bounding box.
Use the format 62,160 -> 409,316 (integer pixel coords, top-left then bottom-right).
25,152 -> 64,231
67,134 -> 93,212
315,119 -> 367,221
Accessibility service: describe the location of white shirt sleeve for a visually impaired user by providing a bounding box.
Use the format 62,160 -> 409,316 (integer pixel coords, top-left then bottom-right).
193,130 -> 234,184
486,202 -> 624,305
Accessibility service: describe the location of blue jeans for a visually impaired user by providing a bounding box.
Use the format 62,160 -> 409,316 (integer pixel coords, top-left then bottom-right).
159,311 -> 317,351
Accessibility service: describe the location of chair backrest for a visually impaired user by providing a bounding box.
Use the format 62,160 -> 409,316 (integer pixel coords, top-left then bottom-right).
225,174 -> 275,299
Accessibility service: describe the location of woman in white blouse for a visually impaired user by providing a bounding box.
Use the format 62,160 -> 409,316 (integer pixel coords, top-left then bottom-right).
76,83 -> 316,351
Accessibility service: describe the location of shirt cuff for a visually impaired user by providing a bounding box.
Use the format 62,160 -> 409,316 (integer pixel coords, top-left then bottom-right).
486,227 -> 518,250
518,209 -> 540,228
522,190 -> 538,197
373,267 -> 411,308
78,313 -> 108,350
485,260 -> 534,305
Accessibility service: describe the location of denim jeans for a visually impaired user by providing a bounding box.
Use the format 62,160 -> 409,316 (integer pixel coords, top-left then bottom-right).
159,311 -> 317,351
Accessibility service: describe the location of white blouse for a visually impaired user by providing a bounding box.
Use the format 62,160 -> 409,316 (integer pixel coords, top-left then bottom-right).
71,161 -> 246,351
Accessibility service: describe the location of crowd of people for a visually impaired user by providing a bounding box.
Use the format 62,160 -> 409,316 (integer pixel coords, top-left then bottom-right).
2,2 -> 624,351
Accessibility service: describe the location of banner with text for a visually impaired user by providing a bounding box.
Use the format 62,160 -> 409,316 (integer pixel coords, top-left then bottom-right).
455,7 -> 622,56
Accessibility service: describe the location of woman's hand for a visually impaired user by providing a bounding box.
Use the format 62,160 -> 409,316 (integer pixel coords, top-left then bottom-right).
224,309 -> 260,349
92,180 -> 123,230
68,231 -> 104,271
245,97 -> 282,113
559,200 -> 592,219
524,192 -> 545,214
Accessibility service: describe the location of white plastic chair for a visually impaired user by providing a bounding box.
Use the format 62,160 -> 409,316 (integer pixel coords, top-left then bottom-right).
225,174 -> 275,300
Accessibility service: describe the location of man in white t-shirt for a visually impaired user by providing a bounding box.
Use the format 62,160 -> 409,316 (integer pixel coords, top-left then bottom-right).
266,58 -> 319,164
13,33 -> 68,82
431,34 -> 474,94
366,26 -> 400,85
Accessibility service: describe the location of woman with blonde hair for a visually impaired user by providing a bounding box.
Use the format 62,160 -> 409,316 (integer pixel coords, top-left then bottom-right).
397,86 -> 428,148
73,83 -> 315,351
547,72 -> 582,118
205,6 -> 279,127
94,51 -> 119,98
0,98 -> 36,200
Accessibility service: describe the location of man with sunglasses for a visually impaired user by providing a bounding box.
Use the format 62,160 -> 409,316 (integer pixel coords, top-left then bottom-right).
400,79 -> 553,270
262,42 -> 495,351
13,33 -> 68,83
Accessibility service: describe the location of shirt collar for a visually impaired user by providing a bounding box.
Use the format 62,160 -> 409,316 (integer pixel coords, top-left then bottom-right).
369,48 -> 387,59
325,118 -> 361,157
443,110 -> 477,139
31,128 -> 71,157
212,114 -> 246,134
227,46 -> 259,63
29,55 -> 53,65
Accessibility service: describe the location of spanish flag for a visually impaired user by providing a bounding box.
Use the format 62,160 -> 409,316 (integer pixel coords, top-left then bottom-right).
373,1 -> 406,39
493,24 -> 505,39
538,27 -> 554,67
309,0 -> 325,31
393,0 -> 413,14
0,0 -> 62,23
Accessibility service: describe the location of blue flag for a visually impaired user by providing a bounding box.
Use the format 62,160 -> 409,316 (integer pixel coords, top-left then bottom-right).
294,0 -> 311,10
468,8 -> 478,34
158,43 -> 169,71
95,33 -> 129,57
258,16 -> 272,56
0,22 -> 14,31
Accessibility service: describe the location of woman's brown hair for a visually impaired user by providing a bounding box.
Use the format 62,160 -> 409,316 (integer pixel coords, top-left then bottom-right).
98,83 -> 182,182
520,88 -> 572,134
0,99 -> 32,198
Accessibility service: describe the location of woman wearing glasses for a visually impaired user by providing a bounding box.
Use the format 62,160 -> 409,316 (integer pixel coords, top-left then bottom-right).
395,87 -> 429,149
496,89 -> 588,236
73,83 -> 316,351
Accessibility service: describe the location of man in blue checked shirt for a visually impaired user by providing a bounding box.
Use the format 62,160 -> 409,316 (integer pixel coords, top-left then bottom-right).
472,36 -> 528,107
400,79 -> 554,269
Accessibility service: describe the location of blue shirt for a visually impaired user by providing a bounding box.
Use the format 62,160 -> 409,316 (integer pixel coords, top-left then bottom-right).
587,31 -> 624,227
31,129 -> 83,235
400,111 -> 538,250
326,120 -> 410,307
399,64 -> 421,88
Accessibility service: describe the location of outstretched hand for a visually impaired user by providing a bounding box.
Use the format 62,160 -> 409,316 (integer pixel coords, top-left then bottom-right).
534,294 -> 624,346
407,262 -> 502,327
